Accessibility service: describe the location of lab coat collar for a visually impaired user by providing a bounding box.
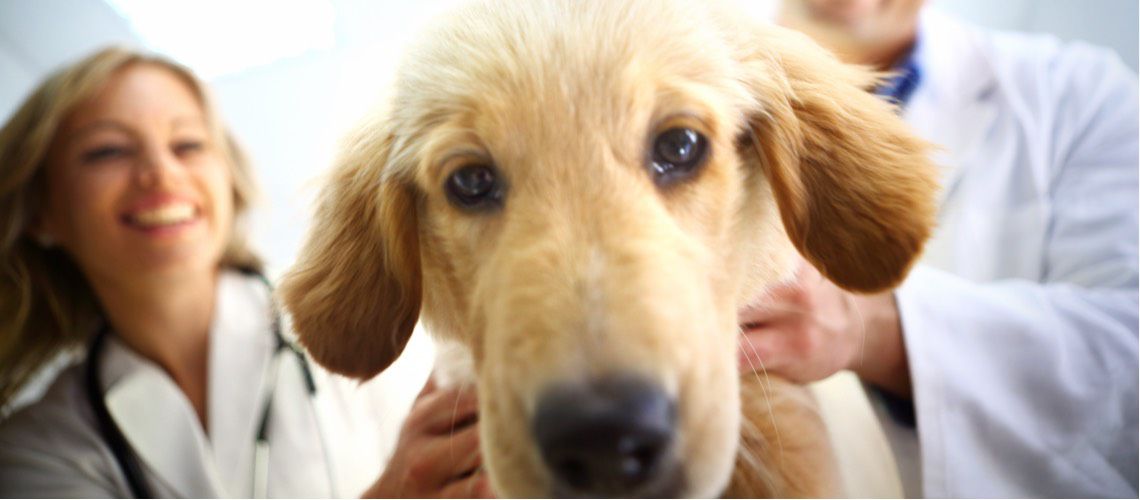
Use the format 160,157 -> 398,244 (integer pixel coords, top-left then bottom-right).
98,270 -> 273,498
914,9 -> 997,107
907,9 -> 1000,205
100,336 -> 224,498
208,271 -> 275,496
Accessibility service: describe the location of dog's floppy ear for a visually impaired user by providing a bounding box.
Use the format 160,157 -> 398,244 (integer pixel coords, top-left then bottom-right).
740,27 -> 939,292
279,125 -> 421,380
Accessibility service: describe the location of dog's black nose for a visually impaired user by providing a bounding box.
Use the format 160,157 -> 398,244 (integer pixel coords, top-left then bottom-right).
532,375 -> 679,497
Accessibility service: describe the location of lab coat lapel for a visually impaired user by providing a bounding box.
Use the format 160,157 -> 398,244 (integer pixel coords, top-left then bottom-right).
208,271 -> 275,497
101,337 -> 225,498
99,271 -> 274,498
906,9 -> 999,207
209,272 -> 335,497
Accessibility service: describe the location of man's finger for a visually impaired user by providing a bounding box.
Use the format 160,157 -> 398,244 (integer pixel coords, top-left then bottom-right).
737,328 -> 789,375
738,283 -> 808,326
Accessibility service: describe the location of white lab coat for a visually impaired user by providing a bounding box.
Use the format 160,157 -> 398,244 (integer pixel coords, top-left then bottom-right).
880,9 -> 1139,498
0,271 -> 432,498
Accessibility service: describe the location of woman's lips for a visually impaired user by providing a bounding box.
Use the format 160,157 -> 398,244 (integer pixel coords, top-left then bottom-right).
121,201 -> 202,232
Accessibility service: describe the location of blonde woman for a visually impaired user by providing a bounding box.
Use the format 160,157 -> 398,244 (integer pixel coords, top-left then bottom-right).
0,47 -> 491,498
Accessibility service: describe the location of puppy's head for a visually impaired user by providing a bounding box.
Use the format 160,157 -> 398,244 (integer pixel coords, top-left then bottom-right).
280,1 -> 936,497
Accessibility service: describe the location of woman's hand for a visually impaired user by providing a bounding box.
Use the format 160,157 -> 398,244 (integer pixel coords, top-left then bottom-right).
737,260 -> 911,397
363,378 -> 495,498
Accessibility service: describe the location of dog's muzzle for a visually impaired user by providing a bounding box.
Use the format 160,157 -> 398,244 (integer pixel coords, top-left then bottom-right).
532,375 -> 681,498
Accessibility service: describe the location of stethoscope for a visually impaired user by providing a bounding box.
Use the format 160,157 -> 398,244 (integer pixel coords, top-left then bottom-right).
83,268 -> 336,498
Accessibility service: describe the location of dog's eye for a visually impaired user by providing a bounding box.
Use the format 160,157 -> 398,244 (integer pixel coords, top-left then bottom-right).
650,127 -> 708,186
445,164 -> 504,210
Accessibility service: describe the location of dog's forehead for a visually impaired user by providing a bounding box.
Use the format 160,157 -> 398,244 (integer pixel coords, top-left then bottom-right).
391,0 -> 747,141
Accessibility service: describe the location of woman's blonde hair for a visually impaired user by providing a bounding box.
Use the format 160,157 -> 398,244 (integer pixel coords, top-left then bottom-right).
0,46 -> 261,408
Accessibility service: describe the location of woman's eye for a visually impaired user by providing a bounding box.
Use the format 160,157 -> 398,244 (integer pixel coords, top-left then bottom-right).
650,127 -> 709,186
445,164 -> 504,211
173,140 -> 204,157
81,145 -> 132,164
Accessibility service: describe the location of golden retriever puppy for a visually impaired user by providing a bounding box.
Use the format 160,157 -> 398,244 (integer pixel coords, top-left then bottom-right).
280,0 -> 937,497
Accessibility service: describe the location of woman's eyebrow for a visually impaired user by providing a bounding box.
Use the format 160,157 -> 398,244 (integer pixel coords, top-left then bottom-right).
65,120 -> 134,146
68,115 -> 206,144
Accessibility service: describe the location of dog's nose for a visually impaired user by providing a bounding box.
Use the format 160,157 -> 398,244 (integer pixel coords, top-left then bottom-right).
532,375 -> 679,497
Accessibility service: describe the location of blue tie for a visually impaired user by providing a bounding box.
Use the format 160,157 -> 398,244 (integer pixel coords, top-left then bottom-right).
875,40 -> 923,109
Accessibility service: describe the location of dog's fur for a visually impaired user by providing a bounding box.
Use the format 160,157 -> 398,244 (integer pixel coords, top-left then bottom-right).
280,1 -> 937,497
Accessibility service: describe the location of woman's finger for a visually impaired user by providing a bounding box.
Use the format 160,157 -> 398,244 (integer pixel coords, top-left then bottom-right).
417,376 -> 439,397
444,448 -> 483,486
440,470 -> 495,498
413,422 -> 482,483
435,424 -> 480,468
443,426 -> 482,475
420,388 -> 480,435
407,386 -> 479,434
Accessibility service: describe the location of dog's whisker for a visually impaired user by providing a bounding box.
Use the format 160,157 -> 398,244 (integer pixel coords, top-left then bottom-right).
736,335 -> 768,390
743,301 -> 809,319
449,386 -> 463,461
758,386 -> 785,467
737,435 -> 780,496
846,293 -> 868,369
737,335 -> 785,465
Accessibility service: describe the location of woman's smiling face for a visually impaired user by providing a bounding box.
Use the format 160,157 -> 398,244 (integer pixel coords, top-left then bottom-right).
38,63 -> 234,286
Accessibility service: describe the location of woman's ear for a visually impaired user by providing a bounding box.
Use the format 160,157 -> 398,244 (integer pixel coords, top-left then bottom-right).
279,127 -> 421,380
739,26 -> 939,292
27,195 -> 61,248
29,228 -> 57,248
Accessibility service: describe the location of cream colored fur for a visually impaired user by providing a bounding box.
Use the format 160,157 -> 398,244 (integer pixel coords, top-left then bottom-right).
280,0 -> 937,497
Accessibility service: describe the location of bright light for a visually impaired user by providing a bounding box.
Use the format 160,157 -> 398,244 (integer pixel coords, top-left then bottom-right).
105,0 -> 336,79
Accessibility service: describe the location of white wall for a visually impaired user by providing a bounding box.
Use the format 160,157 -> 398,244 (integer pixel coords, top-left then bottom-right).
0,0 -> 138,118
933,0 -> 1138,72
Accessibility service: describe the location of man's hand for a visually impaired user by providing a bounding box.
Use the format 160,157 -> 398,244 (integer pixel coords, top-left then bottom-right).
363,378 -> 495,498
737,260 -> 911,397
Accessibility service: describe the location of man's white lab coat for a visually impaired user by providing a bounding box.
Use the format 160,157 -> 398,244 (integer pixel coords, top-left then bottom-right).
886,9 -> 1139,498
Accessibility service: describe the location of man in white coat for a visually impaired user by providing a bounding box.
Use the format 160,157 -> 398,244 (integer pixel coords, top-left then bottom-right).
738,0 -> 1139,497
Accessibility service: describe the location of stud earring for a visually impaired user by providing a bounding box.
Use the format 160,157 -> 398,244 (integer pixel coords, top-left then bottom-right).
34,232 -> 56,248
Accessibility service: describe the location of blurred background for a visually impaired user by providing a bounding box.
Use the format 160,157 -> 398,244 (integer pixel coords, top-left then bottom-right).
1,0 -> 1137,278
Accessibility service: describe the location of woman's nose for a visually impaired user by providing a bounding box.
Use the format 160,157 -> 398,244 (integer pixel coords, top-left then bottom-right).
133,146 -> 180,188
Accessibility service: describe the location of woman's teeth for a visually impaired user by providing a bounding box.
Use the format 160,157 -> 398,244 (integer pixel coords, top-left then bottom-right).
128,203 -> 197,228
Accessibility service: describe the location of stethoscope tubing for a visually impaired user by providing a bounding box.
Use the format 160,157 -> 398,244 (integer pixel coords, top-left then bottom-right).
85,327 -> 155,498
83,269 -> 328,498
